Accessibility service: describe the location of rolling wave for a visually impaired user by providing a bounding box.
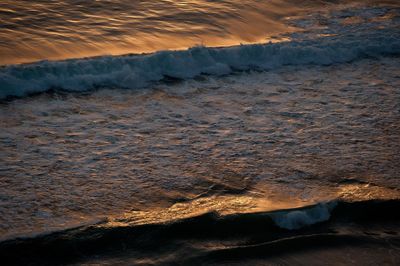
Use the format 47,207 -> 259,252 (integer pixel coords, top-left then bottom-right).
1,26 -> 399,100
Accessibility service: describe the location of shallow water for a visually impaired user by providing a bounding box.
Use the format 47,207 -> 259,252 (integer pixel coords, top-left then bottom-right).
1,56 -> 399,241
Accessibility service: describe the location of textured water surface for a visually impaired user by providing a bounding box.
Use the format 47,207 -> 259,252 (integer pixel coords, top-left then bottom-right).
1,56 -> 399,241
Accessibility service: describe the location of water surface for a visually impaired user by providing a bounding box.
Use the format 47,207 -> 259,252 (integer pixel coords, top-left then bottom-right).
0,1 -> 400,265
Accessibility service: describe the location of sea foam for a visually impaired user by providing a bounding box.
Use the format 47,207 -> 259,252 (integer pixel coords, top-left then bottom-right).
269,202 -> 337,230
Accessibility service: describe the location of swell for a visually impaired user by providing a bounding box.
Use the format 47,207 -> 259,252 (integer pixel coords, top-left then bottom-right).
1,199 -> 399,265
1,26 -> 400,100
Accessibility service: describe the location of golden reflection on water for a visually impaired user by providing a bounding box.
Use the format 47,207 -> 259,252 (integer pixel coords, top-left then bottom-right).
106,195 -> 306,227
105,182 -> 400,228
338,183 -> 400,202
2,0 -> 399,65
0,0 -> 300,65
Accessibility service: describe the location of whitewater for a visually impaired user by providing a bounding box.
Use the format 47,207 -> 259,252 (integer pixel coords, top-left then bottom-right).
1,1 -> 400,265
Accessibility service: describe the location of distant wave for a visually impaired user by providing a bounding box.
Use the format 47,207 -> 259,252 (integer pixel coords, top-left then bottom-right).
1,27 -> 399,100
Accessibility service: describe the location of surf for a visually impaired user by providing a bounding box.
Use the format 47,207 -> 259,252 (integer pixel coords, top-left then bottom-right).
1,22 -> 399,100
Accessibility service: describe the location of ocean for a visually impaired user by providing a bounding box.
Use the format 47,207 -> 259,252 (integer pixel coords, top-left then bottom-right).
0,0 -> 400,265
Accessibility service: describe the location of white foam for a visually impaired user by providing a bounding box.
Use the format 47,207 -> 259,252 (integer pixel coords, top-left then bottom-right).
0,26 -> 399,99
269,202 -> 337,230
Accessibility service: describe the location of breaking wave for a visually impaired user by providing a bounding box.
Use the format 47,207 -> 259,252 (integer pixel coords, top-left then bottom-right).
1,199 -> 399,265
1,26 -> 399,100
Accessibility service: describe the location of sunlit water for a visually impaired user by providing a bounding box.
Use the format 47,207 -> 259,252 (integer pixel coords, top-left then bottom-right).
2,0 -> 397,65
0,0 -> 400,253
0,0 -> 301,65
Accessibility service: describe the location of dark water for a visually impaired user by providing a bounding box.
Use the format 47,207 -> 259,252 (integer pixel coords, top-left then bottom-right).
1,200 -> 400,265
1,0 -> 400,265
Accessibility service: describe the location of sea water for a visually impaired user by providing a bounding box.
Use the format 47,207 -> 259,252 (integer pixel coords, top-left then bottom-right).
0,1 -> 400,264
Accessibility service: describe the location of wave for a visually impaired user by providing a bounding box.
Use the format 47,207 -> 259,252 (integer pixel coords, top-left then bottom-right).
1,199 -> 399,265
1,26 -> 400,100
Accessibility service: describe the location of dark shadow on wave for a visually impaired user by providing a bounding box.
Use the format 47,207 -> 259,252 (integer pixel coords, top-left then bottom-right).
1,199 -> 399,265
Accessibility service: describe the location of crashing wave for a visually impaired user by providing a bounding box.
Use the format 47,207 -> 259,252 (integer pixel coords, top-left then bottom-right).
1,26 -> 399,99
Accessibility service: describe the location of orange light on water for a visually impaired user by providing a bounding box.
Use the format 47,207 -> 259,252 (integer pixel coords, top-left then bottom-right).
0,0 -> 302,65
